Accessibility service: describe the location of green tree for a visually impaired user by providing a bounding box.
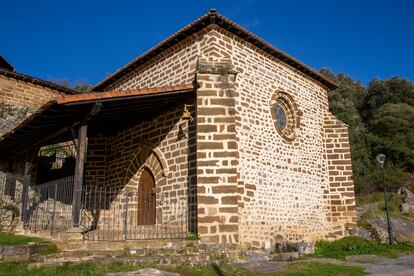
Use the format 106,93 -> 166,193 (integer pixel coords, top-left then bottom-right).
73,84 -> 92,93
361,77 -> 414,122
362,78 -> 414,174
320,71 -> 414,193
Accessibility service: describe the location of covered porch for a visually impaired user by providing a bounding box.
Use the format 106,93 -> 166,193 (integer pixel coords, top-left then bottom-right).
0,84 -> 197,241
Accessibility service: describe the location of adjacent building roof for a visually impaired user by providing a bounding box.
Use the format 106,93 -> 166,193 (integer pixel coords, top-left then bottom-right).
93,9 -> 338,91
0,56 -> 14,71
0,84 -> 194,157
0,57 -> 78,95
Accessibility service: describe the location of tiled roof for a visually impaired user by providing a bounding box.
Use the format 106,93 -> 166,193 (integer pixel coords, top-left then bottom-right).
93,9 -> 338,91
57,84 -> 193,104
0,67 -> 79,95
0,84 -> 194,157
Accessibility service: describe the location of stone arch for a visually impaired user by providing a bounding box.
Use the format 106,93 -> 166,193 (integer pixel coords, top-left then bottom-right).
269,91 -> 302,141
123,143 -> 168,190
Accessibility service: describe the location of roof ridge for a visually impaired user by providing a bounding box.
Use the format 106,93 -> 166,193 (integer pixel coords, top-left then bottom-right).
0,67 -> 79,95
92,9 -> 338,91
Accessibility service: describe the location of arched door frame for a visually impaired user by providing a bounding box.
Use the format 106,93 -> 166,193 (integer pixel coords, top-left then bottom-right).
123,143 -> 169,226
137,166 -> 156,225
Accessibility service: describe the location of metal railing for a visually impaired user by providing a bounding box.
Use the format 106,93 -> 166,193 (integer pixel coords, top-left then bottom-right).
0,172 -> 24,231
81,185 -> 190,241
0,172 -> 192,240
25,176 -> 74,234
0,172 -> 23,208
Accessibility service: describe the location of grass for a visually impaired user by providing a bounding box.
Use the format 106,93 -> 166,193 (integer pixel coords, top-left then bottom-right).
358,192 -> 414,223
356,192 -> 384,206
281,262 -> 365,276
0,233 -> 45,245
314,236 -> 414,259
0,262 -> 253,276
0,261 -> 367,276
167,263 -> 259,276
41,243 -> 60,255
0,262 -> 144,276
186,232 -> 199,240
357,192 -> 414,243
0,233 -> 59,255
378,193 -> 414,222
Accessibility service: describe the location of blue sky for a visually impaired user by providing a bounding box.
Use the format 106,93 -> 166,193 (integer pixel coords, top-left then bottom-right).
1,0 -> 413,87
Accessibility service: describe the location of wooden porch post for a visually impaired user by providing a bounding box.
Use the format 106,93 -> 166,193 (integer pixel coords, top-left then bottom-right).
71,121 -> 88,228
21,149 -> 36,224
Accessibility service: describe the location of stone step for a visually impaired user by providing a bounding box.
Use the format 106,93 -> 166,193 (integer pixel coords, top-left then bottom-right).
28,242 -> 239,268
28,253 -> 209,269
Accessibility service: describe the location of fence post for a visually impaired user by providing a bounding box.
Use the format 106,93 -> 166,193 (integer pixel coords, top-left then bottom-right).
124,192 -> 129,240
50,183 -> 58,235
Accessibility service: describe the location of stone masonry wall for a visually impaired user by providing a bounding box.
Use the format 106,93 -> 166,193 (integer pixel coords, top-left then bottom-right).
195,59 -> 239,244
103,29 -> 212,92
94,24 -> 356,246
94,27 -> 223,235
0,75 -> 65,109
104,104 -> 193,195
0,75 -> 67,136
323,112 -> 357,239
84,135 -> 107,188
84,102 -> 197,232
199,26 -> 356,248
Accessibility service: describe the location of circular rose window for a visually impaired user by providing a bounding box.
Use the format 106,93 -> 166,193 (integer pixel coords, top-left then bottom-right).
270,92 -> 300,141
274,104 -> 287,129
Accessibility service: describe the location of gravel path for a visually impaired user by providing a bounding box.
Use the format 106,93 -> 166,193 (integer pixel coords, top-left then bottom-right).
363,254 -> 414,275
232,253 -> 414,275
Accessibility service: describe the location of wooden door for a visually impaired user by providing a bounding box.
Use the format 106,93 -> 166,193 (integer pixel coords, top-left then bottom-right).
137,168 -> 156,225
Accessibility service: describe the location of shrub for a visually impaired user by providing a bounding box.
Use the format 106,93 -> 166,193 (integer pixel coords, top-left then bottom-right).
0,199 -> 20,233
186,232 -> 199,240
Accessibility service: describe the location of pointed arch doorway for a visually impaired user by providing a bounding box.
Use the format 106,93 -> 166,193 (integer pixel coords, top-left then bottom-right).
137,168 -> 156,225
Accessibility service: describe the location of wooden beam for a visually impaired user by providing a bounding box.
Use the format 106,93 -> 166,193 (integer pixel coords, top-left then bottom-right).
70,102 -> 101,228
10,126 -> 71,154
70,121 -> 87,228
20,147 -> 37,224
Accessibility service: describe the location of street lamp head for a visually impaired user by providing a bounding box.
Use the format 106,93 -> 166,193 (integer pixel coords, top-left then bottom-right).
376,153 -> 386,168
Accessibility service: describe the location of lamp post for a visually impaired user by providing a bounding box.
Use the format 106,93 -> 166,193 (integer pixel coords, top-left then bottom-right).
376,153 -> 393,244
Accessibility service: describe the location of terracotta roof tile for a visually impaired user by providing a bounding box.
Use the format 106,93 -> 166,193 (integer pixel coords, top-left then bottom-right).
57,84 -> 194,105
0,68 -> 79,95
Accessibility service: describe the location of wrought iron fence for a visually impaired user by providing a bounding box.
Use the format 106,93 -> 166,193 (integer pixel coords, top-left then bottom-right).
81,186 -> 190,241
0,172 -> 192,240
0,172 -> 24,231
25,176 -> 74,234
0,172 -> 23,208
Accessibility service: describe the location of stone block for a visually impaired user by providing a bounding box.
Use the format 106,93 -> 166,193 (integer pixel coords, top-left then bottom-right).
245,250 -> 268,262
276,252 -> 299,261
291,242 -> 315,255
2,254 -> 30,262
